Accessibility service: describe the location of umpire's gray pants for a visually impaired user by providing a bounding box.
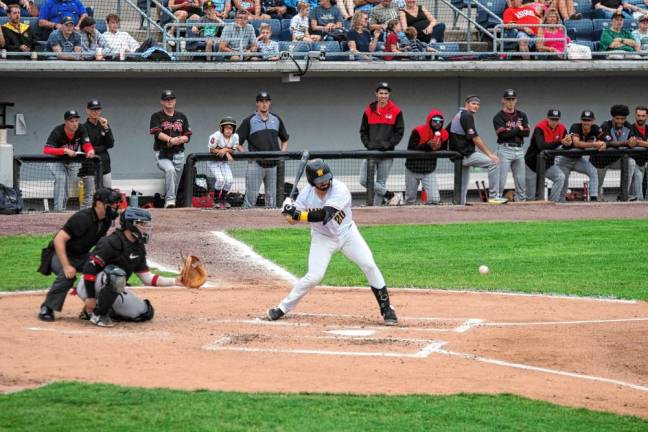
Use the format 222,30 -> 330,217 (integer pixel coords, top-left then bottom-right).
405,168 -> 440,204
497,145 -> 527,201
360,158 -> 394,206
156,152 -> 185,204
525,165 -> 565,202
42,253 -> 87,312
460,152 -> 498,205
243,162 -> 277,208
77,270 -> 148,320
596,158 -> 640,200
555,156 -> 598,200
48,162 -> 78,212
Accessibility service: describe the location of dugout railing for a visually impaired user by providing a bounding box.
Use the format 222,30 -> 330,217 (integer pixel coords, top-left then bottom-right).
535,148 -> 648,201
183,150 -> 463,208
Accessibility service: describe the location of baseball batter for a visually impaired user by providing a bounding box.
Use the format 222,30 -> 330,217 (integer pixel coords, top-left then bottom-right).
266,159 -> 398,326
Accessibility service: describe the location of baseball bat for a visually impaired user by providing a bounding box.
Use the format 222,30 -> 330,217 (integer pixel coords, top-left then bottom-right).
481,181 -> 488,201
288,150 -> 310,200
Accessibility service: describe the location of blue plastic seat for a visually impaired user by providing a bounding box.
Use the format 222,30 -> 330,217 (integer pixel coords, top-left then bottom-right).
95,19 -> 107,33
310,40 -> 341,60
251,19 -> 281,35
430,42 -> 461,56
565,19 -> 594,40
278,40 -> 310,58
281,18 -> 292,31
572,0 -> 594,18
485,0 -> 507,28
592,18 -> 610,41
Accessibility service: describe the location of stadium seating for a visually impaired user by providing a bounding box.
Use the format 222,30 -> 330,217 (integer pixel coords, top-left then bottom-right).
95,19 -> 107,34
250,19 -> 281,40
430,42 -> 461,54
278,40 -> 310,59
592,18 -> 610,41
565,19 -> 594,40
310,40 -> 342,60
572,0 -> 594,18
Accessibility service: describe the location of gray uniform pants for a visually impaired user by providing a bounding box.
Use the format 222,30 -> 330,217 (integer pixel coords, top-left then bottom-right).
42,253 -> 87,311
48,162 -> 79,212
360,158 -> 394,206
497,145 -> 527,201
525,165 -> 565,202
596,158 -> 641,200
80,173 -> 113,208
156,152 -> 185,204
555,156 -> 598,200
77,270 -> 148,320
405,168 -> 440,204
243,161 -> 277,208
630,163 -> 645,200
460,152 -> 498,205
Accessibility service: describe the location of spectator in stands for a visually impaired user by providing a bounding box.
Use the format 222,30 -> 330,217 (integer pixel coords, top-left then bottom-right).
205,0 -> 231,19
599,12 -> 641,55
1,4 -> 36,53
290,2 -> 321,41
219,9 -> 258,60
404,109 -> 449,205
632,14 -> 648,51
368,0 -> 399,34
449,95 -> 502,205
310,0 -> 344,40
359,82 -> 404,206
524,109 -> 568,202
261,0 -> 287,19
338,0 -> 355,20
78,17 -> 110,60
384,19 -> 403,60
347,10 -> 380,53
192,1 -> 224,59
238,91 -> 290,208
38,0 -> 88,40
103,13 -> 140,56
83,99 -> 114,194
354,0 -> 381,14
401,25 -> 438,57
555,110 -> 602,201
502,0 -> 542,60
536,8 -> 569,58
166,0 -> 202,46
399,0 -> 445,43
43,109 -> 96,212
552,0 -> 581,21
149,90 -> 192,208
630,106 -> 648,198
232,0 -> 265,19
592,0 -> 633,19
47,15 -> 82,60
0,0 -> 31,18
257,22 -> 279,59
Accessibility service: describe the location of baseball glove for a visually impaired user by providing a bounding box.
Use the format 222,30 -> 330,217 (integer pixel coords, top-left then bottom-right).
179,255 -> 208,289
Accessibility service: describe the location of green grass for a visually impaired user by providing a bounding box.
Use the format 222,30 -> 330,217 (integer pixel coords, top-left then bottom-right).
230,219 -> 648,300
0,382 -> 645,432
0,234 -> 176,292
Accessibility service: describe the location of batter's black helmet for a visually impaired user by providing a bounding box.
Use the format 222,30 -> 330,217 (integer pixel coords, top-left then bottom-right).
120,207 -> 152,243
219,116 -> 237,133
306,159 -> 333,186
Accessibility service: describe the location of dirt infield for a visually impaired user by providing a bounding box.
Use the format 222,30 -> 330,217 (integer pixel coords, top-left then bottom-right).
1,203 -> 648,418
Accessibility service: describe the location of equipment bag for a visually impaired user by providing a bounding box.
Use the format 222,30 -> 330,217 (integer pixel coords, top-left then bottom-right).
37,241 -> 55,276
0,183 -> 23,215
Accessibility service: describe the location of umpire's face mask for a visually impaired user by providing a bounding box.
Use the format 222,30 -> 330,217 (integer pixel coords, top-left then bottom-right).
106,204 -> 120,221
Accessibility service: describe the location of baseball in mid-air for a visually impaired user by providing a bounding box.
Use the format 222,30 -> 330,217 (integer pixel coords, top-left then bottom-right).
479,265 -> 490,275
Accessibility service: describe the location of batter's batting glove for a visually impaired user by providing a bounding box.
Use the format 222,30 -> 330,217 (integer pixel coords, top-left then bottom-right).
282,204 -> 300,220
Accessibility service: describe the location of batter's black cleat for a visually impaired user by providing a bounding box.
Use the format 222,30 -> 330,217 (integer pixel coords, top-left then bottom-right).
38,305 -> 54,322
90,313 -> 116,327
382,306 -> 398,326
266,307 -> 285,321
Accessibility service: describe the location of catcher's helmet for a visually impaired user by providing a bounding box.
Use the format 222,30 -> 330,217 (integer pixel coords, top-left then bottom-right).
120,207 -> 152,243
219,116 -> 237,133
305,159 -> 333,186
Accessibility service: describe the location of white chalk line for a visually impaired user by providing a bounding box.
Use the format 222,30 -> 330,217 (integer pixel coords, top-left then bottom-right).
436,349 -> 648,393
27,326 -> 171,339
454,319 -> 485,333
481,317 -> 648,327
292,312 -> 472,322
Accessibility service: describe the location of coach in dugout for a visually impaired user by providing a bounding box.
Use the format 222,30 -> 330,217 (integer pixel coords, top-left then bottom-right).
37,188 -> 122,322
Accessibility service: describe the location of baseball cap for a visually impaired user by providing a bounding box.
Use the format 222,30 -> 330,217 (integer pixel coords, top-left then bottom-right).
64,109 -> 80,120
87,99 -> 102,110
612,11 -> 624,18
581,110 -> 595,120
61,15 -> 74,25
376,81 -> 391,92
503,89 -> 517,99
547,109 -> 561,120
203,0 -> 215,9
161,90 -> 176,100
465,95 -> 481,103
639,14 -> 648,22
256,91 -> 271,101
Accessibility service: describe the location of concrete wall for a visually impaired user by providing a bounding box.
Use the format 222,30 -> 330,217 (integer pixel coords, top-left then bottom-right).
3,75 -> 647,181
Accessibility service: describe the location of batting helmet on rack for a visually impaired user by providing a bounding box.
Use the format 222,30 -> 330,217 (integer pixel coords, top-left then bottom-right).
305,159 -> 333,187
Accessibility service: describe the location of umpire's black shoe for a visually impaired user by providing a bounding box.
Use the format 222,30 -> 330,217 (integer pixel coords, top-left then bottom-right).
266,307 -> 285,321
382,306 -> 398,326
38,305 -> 54,322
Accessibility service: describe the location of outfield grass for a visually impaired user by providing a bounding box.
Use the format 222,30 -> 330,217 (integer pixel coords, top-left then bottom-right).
0,382 -> 646,432
230,219 -> 648,300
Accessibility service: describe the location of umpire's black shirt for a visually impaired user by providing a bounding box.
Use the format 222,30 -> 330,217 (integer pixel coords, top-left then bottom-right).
60,208 -> 112,258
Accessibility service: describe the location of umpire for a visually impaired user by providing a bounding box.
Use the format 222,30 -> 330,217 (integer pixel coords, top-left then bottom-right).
38,188 -> 122,322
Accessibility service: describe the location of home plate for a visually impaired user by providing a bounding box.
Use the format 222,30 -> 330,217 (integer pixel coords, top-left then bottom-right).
326,329 -> 376,337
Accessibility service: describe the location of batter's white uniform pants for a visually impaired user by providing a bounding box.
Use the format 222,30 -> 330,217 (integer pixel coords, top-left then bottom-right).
208,161 -> 234,191
77,271 -> 149,320
278,224 -> 385,314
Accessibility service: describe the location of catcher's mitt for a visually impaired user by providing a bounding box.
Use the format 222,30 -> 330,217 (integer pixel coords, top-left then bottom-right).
179,255 -> 208,289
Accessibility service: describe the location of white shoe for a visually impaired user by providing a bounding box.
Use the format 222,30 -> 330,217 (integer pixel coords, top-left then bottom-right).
387,193 -> 403,206
487,197 -> 509,205
90,313 -> 116,327
164,200 -> 176,209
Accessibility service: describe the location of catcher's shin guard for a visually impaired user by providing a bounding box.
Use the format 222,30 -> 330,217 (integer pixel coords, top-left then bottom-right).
94,266 -> 127,316
371,286 -> 398,325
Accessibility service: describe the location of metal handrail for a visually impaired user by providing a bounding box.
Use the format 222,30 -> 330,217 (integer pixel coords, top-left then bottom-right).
493,23 -> 568,54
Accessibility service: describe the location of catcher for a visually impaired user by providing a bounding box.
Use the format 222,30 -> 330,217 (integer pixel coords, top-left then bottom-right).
76,207 -> 208,327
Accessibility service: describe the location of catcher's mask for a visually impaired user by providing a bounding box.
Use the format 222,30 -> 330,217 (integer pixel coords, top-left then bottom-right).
306,159 -> 333,190
120,207 -> 152,244
219,116 -> 237,134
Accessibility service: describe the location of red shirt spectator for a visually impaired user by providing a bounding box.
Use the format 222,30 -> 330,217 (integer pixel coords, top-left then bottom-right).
503,0 -> 542,34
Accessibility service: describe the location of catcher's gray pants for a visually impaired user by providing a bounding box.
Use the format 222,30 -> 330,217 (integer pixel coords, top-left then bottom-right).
278,224 -> 385,314
405,168 -> 440,204
596,158 -> 641,200
360,158 -> 394,206
156,152 -> 185,204
76,270 -> 149,320
460,152 -> 498,205
525,165 -> 565,202
555,156 -> 598,200
48,162 -> 79,212
497,145 -> 527,201
243,162 -> 277,208
42,253 -> 87,312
